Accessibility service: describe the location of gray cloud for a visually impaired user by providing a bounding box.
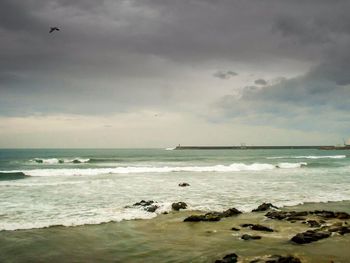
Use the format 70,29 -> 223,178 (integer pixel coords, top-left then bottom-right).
213,70 -> 238,80
1,0 -> 350,139
254,79 -> 267,85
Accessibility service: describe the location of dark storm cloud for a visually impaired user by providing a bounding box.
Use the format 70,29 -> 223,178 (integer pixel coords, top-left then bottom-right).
1,0 -> 350,134
213,70 -> 238,80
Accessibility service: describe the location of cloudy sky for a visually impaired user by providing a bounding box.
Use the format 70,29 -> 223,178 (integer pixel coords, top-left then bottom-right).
1,0 -> 350,148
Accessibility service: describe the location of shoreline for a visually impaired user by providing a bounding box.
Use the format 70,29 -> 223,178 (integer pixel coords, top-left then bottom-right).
1,200 -> 350,262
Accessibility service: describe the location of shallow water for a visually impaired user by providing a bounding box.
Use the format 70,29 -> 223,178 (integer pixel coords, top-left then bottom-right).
0,149 -> 350,231
0,201 -> 349,263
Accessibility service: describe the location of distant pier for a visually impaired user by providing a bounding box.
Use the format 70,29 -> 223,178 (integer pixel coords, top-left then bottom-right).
174,145 -> 350,150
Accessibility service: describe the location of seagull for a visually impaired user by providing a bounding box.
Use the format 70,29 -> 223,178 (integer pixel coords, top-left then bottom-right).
49,27 -> 60,33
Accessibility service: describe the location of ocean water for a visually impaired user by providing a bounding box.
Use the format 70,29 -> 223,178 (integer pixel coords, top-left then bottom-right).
0,148 -> 350,231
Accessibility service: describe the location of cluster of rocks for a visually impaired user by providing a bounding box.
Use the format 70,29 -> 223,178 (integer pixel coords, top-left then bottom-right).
127,200 -> 188,213
265,210 -> 350,221
215,253 -> 301,263
131,200 -> 159,212
291,221 -> 350,244
184,208 -> 242,222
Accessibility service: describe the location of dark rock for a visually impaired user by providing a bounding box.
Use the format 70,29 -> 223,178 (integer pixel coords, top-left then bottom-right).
215,253 -> 238,263
291,230 -> 330,244
162,211 -> 169,215
131,200 -> 159,213
240,224 -> 273,232
133,200 -> 154,207
231,227 -> 240,231
184,213 -> 221,222
252,203 -> 278,212
58,159 -> 64,164
221,208 -> 242,217
145,205 -> 159,213
35,159 -> 43,163
72,159 -> 81,163
179,182 -> 190,187
250,255 -> 301,263
327,226 -> 350,235
172,202 -> 187,211
265,211 -> 308,221
310,210 -> 350,219
241,234 -> 262,240
183,207 -> 241,222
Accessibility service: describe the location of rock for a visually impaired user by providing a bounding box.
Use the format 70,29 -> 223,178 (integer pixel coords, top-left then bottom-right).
240,224 -> 274,232
183,207 -> 241,222
184,213 -> 221,222
310,210 -> 350,219
253,225 -> 273,232
58,159 -> 64,164
250,255 -> 301,263
179,182 -> 190,187
221,208 -> 242,217
252,203 -> 278,212
290,230 -> 330,244
327,225 -> 350,235
231,227 -> 240,231
172,202 -> 187,211
35,159 -> 43,163
145,205 -> 159,213
215,253 -> 238,263
265,211 -> 308,221
131,200 -> 159,213
241,234 -> 262,240
72,159 -> 81,163
133,200 -> 154,207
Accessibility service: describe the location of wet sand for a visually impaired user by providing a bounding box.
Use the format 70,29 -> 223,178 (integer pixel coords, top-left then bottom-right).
0,201 -> 350,262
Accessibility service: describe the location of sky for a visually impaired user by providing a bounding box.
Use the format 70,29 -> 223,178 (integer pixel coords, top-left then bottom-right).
1,0 -> 350,148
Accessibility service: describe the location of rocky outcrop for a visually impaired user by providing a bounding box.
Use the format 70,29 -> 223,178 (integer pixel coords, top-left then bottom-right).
129,200 -> 159,213
290,230 -> 330,244
241,234 -> 262,240
265,211 -> 308,221
172,202 -> 187,211
252,203 -> 278,212
240,224 -> 274,232
215,253 -> 238,263
184,207 -> 242,222
250,255 -> 301,263
178,182 -> 190,187
309,210 -> 350,219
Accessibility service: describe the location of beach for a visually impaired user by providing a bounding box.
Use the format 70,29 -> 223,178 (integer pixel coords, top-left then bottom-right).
1,149 -> 350,262
0,201 -> 350,262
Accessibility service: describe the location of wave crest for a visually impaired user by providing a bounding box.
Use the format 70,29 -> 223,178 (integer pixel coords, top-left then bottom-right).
2,162 -> 307,177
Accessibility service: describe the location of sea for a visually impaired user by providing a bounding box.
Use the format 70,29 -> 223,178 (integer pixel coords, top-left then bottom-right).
0,148 -> 350,232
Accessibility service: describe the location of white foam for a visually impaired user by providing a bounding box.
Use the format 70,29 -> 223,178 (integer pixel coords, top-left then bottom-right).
32,158 -> 90,164
267,155 -> 346,160
1,162 -> 307,177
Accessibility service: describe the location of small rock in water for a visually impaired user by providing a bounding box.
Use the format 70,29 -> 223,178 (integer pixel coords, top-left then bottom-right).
241,234 -> 262,240
302,220 -> 321,228
231,227 -> 240,231
240,224 -> 274,232
145,205 -> 159,213
265,211 -> 307,221
172,202 -> 187,211
215,253 -> 238,263
252,203 -> 278,212
291,230 -> 330,244
250,255 -> 301,263
178,182 -> 190,187
310,210 -> 350,219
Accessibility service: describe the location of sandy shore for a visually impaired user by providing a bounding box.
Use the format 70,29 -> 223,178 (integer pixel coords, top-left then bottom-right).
0,201 -> 350,262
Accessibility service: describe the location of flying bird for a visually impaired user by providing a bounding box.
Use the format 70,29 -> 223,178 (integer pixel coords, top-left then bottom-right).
49,27 -> 60,33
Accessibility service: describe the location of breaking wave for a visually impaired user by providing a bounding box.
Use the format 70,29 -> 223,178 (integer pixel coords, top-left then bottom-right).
267,155 -> 346,160
1,162 -> 307,177
32,158 -> 90,164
